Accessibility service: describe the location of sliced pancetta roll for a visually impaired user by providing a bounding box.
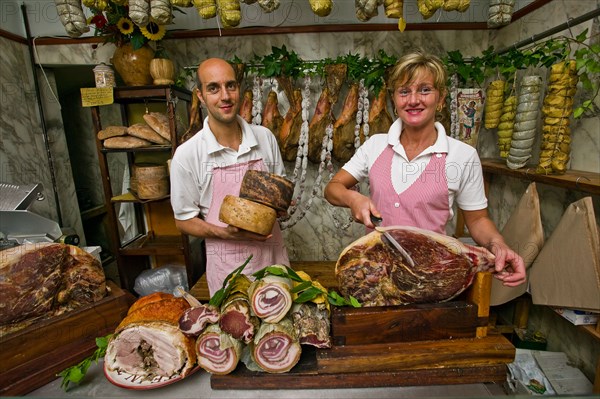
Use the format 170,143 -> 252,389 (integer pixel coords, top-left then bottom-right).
196,324 -> 242,375
248,265 -> 293,323
252,318 -> 301,373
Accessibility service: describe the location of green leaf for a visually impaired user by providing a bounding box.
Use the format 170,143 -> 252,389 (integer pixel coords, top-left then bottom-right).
294,286 -> 325,303
573,107 -> 584,118
209,255 -> 252,307
290,280 -> 313,294
576,28 -> 589,43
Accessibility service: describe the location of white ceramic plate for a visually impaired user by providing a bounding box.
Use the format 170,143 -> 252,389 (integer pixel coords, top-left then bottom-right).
104,363 -> 201,390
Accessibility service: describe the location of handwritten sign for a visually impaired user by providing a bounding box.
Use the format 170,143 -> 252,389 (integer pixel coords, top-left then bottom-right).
81,87 -> 114,107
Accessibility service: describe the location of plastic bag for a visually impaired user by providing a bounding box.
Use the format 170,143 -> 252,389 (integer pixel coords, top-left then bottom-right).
134,264 -> 189,296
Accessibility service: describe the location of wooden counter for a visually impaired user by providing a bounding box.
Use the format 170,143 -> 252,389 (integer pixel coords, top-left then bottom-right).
191,264 -> 515,389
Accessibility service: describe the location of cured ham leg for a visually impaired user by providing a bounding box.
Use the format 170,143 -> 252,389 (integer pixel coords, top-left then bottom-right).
324,63 -> 347,106
332,83 -> 360,162
252,318 -> 301,373
104,293 -> 196,380
196,324 -> 242,374
368,86 -> 393,135
239,89 -> 253,123
261,90 -> 284,142
248,265 -> 293,323
278,89 -> 303,162
336,226 -> 496,306
307,87 -> 335,163
276,75 -> 303,161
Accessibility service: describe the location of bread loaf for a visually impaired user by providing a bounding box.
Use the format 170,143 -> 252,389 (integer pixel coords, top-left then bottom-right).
219,195 -> 277,236
97,125 -> 128,140
143,112 -> 171,142
239,170 -> 294,214
127,123 -> 170,145
103,136 -> 152,149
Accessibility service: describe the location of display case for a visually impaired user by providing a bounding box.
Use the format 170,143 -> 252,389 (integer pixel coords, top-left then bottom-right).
90,85 -> 204,292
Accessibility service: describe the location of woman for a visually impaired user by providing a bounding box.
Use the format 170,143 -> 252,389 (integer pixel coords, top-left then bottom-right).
324,51 -> 525,287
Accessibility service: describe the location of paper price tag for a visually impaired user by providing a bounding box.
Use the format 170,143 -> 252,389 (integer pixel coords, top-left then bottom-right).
81,87 -> 114,107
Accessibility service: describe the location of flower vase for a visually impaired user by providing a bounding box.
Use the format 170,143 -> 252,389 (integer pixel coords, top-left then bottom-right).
456,88 -> 486,148
149,58 -> 175,85
111,43 -> 155,86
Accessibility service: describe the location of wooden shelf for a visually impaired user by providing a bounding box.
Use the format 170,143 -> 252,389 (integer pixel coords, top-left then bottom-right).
80,204 -> 106,221
112,85 -> 192,103
119,234 -> 184,256
101,145 -> 172,153
480,158 -> 600,196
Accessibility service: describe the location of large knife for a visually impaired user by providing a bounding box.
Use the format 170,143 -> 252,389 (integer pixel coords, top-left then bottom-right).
370,215 -> 416,267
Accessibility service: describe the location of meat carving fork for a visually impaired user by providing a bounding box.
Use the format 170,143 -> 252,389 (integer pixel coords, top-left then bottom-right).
370,215 -> 416,267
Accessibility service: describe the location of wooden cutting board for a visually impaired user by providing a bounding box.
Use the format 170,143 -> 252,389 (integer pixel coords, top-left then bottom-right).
0,281 -> 134,396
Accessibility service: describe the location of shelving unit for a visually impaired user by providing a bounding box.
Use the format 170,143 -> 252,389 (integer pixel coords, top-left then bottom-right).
90,85 -> 204,293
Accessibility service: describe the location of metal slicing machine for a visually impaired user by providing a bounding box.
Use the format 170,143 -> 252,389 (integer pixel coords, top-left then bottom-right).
0,182 -> 79,250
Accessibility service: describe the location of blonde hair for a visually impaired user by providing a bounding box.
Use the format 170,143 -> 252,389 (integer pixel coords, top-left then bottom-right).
388,52 -> 447,96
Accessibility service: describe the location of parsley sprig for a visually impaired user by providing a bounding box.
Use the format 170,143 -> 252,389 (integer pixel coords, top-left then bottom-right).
58,334 -> 112,391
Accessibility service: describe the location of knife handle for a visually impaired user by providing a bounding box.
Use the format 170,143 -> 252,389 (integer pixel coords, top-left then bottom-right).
370,214 -> 383,226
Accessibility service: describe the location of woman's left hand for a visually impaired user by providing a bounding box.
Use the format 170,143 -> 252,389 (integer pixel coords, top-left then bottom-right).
489,242 -> 526,287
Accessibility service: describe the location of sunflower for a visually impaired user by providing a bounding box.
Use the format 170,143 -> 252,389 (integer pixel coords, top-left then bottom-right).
140,20 -> 166,42
117,17 -> 134,35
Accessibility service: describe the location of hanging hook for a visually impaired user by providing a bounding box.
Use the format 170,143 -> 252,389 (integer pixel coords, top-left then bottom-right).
575,175 -> 591,190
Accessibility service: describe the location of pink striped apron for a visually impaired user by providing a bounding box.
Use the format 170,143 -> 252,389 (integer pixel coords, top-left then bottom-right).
205,158 -> 289,296
369,146 -> 449,234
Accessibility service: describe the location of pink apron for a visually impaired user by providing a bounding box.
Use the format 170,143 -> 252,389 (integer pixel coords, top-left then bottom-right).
369,146 -> 449,234
205,158 -> 289,296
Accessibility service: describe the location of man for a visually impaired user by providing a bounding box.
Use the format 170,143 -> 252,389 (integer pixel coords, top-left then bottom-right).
170,58 -> 289,295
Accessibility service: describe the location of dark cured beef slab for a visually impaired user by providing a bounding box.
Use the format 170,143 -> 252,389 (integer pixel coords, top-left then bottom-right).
0,243 -> 67,324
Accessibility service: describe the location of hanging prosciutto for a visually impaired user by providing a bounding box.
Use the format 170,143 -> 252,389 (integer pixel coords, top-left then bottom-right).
261,90 -> 284,141
332,83 -> 360,162
239,89 -> 253,123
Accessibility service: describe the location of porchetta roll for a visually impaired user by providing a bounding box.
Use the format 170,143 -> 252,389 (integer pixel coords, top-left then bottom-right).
105,293 -> 197,380
251,318 -> 301,373
196,324 -> 242,375
248,264 -> 293,323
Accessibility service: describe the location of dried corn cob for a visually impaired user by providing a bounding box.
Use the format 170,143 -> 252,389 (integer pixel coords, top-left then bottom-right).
536,60 -> 578,174
484,80 -> 505,129
506,75 -> 542,170
496,94 -> 516,158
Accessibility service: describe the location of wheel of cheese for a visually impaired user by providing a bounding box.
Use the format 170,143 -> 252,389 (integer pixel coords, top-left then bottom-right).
239,170 -> 294,214
219,195 -> 276,236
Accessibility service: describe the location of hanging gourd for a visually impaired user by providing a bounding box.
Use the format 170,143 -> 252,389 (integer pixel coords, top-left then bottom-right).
216,0 -> 241,27
536,60 -> 578,174
487,0 -> 515,28
484,80 -> 506,129
496,94 -> 516,159
308,0 -> 332,17
506,75 -> 542,170
194,0 -> 217,18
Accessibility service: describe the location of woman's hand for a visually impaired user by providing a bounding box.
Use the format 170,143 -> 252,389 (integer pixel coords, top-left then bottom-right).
488,240 -> 526,287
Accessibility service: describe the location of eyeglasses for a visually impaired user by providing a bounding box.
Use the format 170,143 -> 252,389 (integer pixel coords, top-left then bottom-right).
396,86 -> 437,98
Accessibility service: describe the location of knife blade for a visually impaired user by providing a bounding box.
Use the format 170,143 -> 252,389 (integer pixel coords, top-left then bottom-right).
370,215 -> 416,267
